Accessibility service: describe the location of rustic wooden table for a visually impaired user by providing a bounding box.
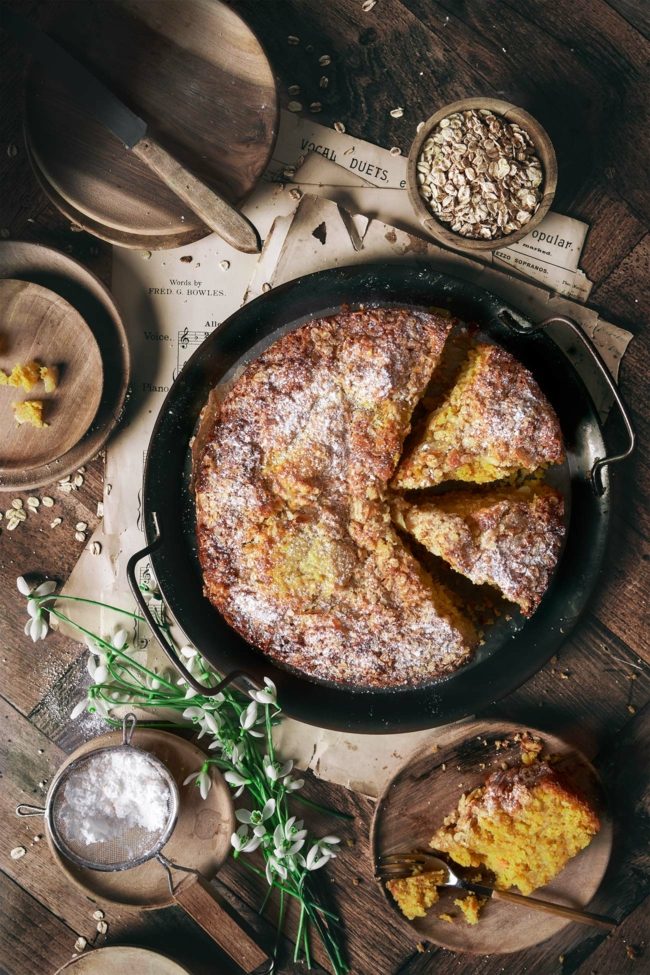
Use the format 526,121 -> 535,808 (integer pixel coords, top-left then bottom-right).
1,2 -> 648,974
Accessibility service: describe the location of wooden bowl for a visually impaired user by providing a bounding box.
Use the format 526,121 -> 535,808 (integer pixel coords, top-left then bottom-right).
407,98 -> 557,253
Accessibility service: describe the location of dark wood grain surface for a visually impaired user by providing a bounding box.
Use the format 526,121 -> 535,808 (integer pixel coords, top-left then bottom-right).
0,2 -> 648,974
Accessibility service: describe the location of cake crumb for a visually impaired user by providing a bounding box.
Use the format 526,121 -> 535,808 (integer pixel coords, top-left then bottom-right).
454,891 -> 487,925
438,912 -> 455,923
7,361 -> 41,391
13,400 -> 48,427
40,364 -> 59,392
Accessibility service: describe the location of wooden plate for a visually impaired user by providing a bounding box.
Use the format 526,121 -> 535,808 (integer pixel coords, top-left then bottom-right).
370,720 -> 613,954
47,729 -> 235,909
0,241 -> 130,492
0,280 -> 103,471
24,0 -> 278,249
55,946 -> 192,975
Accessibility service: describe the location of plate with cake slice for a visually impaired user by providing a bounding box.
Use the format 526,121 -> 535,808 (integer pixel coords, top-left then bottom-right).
371,719 -> 613,952
134,262 -> 621,731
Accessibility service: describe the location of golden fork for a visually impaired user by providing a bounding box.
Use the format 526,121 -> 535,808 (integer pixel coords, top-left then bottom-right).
377,851 -> 616,931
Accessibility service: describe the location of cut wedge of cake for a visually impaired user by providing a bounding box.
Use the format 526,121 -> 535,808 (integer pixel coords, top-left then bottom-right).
430,761 -> 600,895
393,343 -> 565,489
391,485 -> 565,617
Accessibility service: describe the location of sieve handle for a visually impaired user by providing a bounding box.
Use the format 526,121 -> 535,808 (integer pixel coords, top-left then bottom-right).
127,515 -> 260,697
174,873 -> 269,973
16,804 -> 46,817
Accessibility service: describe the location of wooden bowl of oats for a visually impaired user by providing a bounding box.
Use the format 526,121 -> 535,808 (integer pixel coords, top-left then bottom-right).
407,98 -> 557,252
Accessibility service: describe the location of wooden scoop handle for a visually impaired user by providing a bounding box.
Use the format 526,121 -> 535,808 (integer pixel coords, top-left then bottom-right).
174,874 -> 268,972
491,887 -> 617,930
131,136 -> 261,254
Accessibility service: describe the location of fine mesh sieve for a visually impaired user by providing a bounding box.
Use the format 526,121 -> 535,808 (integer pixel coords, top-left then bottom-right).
17,714 -> 193,885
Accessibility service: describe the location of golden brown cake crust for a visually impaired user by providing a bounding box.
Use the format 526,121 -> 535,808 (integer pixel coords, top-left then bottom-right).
195,307 -> 477,688
392,486 -> 565,616
393,343 -> 565,489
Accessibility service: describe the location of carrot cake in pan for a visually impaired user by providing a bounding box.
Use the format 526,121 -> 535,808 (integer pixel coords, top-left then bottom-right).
195,307 -> 476,688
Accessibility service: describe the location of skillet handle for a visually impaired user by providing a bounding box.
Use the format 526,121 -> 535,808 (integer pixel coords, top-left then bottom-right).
500,311 -> 635,496
127,513 -> 258,697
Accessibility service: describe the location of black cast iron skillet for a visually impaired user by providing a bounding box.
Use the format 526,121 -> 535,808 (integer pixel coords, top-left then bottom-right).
128,263 -> 634,733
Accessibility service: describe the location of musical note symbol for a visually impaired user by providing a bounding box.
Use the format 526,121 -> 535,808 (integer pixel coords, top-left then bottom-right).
179,326 -> 189,350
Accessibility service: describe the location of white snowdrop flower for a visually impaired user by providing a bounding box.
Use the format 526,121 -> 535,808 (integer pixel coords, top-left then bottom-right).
224,770 -> 249,797
305,835 -> 340,871
235,798 -> 275,829
284,775 -> 305,792
70,697 -> 88,720
240,701 -> 258,730
35,580 -> 57,596
90,696 -> 110,718
183,771 -> 200,786
29,616 -> 48,642
16,576 -> 31,596
231,825 -> 262,854
111,629 -> 128,650
179,646 -> 197,659
87,657 -> 109,683
265,854 -> 288,884
182,706 -> 204,722
27,600 -> 40,619
264,756 -> 293,783
197,769 -> 211,799
249,676 -> 277,706
201,711 -> 222,736
184,686 -> 199,700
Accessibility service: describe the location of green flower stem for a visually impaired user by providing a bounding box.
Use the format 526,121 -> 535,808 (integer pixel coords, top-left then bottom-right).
293,794 -> 355,821
40,593 -> 147,621
48,608 -> 179,691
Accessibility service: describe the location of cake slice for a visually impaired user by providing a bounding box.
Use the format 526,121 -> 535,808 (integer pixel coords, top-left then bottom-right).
392,343 -> 565,489
430,761 -> 600,895
391,484 -> 565,616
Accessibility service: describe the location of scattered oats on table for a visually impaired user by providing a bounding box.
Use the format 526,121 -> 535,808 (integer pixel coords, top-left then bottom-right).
10,846 -> 26,860
309,102 -> 322,113
288,101 -> 302,113
318,54 -> 332,67
288,84 -> 301,96
74,937 -> 87,953
416,108 -> 543,240
287,34 -> 300,45
390,107 -> 404,118
334,121 -> 346,133
390,146 -> 401,156
42,495 -> 54,507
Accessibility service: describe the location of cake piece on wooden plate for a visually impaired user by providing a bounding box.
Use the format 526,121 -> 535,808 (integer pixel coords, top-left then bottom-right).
391,484 -> 565,616
392,342 -> 565,489
430,761 -> 600,895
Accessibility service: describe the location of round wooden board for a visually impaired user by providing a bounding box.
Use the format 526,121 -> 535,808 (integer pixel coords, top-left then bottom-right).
370,720 -> 613,954
0,241 -> 130,491
24,0 -> 278,249
47,729 -> 235,909
0,280 -> 103,470
55,946 -> 193,975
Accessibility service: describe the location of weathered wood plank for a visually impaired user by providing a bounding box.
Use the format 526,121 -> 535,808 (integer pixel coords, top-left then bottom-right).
0,869 -> 81,975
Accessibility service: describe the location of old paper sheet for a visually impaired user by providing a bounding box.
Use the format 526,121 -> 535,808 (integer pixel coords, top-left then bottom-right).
60,112 -> 632,798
